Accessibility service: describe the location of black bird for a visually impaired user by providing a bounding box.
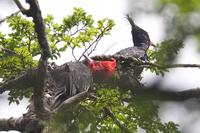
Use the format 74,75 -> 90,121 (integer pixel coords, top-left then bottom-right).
115,14 -> 152,61
115,15 -> 152,90
51,62 -> 93,110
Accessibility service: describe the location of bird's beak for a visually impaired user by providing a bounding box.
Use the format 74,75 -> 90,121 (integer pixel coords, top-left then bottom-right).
83,54 -> 93,62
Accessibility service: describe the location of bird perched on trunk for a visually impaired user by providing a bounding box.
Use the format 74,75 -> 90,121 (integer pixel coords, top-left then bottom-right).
83,54 -> 116,82
114,15 -> 153,90
51,62 -> 93,110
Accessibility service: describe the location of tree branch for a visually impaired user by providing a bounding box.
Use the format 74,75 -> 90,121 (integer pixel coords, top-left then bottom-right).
0,115 -> 44,133
70,45 -> 77,61
12,0 -> 52,119
89,55 -> 200,100
0,45 -> 19,56
0,69 -> 37,94
13,0 -> 28,13
92,55 -> 200,70
158,63 -> 200,69
0,117 -> 24,132
0,11 -> 20,24
134,86 -> 200,101
31,56 -> 49,119
51,90 -> 89,111
14,0 -> 52,58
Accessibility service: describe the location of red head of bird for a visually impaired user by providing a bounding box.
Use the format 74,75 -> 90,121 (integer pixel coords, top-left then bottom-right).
84,56 -> 116,81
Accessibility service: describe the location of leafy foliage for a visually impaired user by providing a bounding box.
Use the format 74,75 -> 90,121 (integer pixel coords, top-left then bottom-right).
0,6 -> 180,133
147,39 -> 184,75
44,7 -> 114,60
0,17 -> 37,80
159,0 -> 200,13
0,7 -> 114,103
48,88 -> 180,133
155,0 -> 200,54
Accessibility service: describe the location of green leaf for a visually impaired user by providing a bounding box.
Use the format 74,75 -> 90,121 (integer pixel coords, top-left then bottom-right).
147,39 -> 183,75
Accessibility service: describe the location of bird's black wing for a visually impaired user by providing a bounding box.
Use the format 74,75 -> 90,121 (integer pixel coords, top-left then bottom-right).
115,47 -> 146,60
51,62 -> 93,110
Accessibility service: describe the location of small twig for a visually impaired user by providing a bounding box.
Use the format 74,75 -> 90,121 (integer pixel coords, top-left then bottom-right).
70,24 -> 87,36
70,46 -> 77,61
69,19 -> 114,61
78,32 -> 103,61
78,22 -> 113,61
83,42 -> 88,55
135,59 -> 200,69
0,11 -> 20,24
104,107 -> 131,133
68,23 -> 100,61
103,42 -> 118,54
87,38 -> 101,56
76,71 -> 127,130
160,63 -> 200,69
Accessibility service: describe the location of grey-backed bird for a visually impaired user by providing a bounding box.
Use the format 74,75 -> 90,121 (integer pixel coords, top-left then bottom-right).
51,62 -> 93,110
115,15 -> 152,90
116,14 -> 152,61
